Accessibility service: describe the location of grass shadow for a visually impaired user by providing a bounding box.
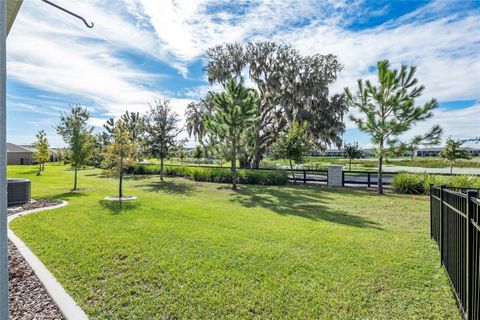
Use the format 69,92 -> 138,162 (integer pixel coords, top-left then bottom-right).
142,180 -> 196,195
230,184 -> 382,230
51,189 -> 91,201
99,200 -> 141,215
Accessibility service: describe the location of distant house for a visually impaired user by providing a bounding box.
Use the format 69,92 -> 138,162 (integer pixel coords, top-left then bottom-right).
322,149 -> 344,157
415,147 -> 480,157
7,143 -> 34,165
20,144 -> 60,162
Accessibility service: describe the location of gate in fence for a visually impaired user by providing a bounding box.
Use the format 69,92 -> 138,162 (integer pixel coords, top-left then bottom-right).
430,185 -> 480,319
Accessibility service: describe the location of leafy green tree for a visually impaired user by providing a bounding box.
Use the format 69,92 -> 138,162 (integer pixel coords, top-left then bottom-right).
272,121 -> 311,184
104,111 -> 145,160
145,99 -> 182,181
440,138 -> 471,173
345,60 -> 440,194
192,145 -> 203,163
205,41 -> 347,168
102,119 -> 137,200
33,130 -> 50,172
175,145 -> 188,163
55,105 -> 95,191
342,142 -> 363,170
206,78 -> 258,190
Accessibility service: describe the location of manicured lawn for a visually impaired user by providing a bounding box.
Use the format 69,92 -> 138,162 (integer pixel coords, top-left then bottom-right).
9,164 -> 459,319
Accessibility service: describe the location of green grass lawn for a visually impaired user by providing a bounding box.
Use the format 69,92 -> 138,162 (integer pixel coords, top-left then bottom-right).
8,164 -> 459,319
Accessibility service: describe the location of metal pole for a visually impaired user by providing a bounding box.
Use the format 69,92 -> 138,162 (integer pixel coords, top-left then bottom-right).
439,185 -> 445,267
0,1 -> 8,318
466,190 -> 477,319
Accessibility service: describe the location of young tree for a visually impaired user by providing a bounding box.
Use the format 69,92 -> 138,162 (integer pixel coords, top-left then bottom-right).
440,138 -> 471,174
104,111 -> 145,160
272,121 -> 311,184
345,60 -> 441,194
102,119 -> 137,200
205,78 -> 258,190
145,99 -> 182,181
56,149 -> 64,165
342,142 -> 363,171
55,105 -> 94,191
175,146 -> 187,163
192,145 -> 203,163
33,130 -> 50,172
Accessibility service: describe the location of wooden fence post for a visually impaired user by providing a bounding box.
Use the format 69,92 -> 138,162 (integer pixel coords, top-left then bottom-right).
466,190 -> 477,319
303,170 -> 306,184
367,172 -> 371,188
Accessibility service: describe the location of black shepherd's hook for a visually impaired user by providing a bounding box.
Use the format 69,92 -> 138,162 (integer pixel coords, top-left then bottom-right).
41,0 -> 94,28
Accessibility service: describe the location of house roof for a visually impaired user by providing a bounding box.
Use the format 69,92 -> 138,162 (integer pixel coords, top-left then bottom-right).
7,143 -> 33,153
7,0 -> 23,36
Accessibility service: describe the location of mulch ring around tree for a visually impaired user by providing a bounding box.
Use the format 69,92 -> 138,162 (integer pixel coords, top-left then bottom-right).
8,199 -> 63,216
9,240 -> 65,320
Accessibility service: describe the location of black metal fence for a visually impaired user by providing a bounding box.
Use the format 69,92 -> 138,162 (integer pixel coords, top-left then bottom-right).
430,185 -> 480,319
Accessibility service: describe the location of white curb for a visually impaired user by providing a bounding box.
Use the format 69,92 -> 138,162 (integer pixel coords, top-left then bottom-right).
8,201 -> 89,320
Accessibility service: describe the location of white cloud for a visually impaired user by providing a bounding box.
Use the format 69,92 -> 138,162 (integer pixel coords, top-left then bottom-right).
6,0 -> 480,148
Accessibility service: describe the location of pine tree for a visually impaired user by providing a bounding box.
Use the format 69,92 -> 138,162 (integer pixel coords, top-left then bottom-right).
345,60 -> 441,194
206,78 -> 258,190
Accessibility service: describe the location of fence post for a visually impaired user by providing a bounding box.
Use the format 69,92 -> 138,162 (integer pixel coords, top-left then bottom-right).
368,172 -> 371,188
430,183 -> 433,239
439,185 -> 445,266
303,170 -> 306,184
342,171 -> 345,187
466,190 -> 477,319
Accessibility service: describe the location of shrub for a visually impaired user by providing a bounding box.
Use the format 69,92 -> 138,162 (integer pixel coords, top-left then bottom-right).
393,173 -> 426,194
394,173 -> 480,194
128,164 -> 288,185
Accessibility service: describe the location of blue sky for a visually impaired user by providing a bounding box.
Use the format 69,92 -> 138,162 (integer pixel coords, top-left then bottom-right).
6,0 -> 480,148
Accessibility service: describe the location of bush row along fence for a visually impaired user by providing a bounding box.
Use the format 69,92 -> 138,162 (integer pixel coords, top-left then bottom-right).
431,185 -> 480,319
133,164 -> 480,188
133,163 -> 399,187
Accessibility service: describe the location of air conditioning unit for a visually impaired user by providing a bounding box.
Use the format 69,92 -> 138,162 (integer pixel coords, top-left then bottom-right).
7,178 -> 31,206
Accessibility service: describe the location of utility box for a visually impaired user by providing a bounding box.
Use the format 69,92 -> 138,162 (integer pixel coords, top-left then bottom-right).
327,165 -> 343,187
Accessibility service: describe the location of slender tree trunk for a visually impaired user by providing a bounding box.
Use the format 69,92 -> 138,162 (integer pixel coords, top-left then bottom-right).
289,158 -> 296,184
450,165 -> 453,174
378,155 -> 383,195
73,166 -> 78,191
119,156 -> 123,200
232,139 -> 237,190
349,158 -> 352,171
160,157 -> 164,181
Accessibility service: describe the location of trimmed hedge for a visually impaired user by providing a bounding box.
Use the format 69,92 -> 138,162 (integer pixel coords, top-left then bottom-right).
127,164 -> 288,185
393,173 -> 480,194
